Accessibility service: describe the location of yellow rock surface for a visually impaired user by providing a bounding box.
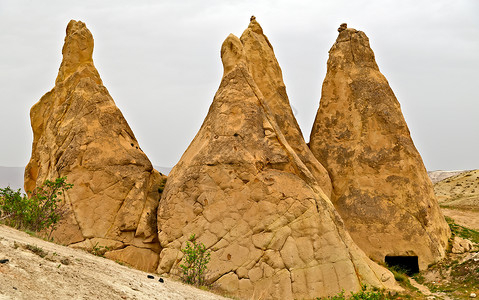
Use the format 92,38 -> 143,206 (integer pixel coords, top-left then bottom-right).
309,25 -> 450,270
157,19 -> 399,299
24,20 -> 164,272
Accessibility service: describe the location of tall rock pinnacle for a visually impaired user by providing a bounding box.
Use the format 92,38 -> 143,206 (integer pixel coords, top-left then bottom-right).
238,18 -> 332,197
25,20 -> 165,272
157,18 -> 399,299
309,25 -> 450,270
55,20 -> 96,83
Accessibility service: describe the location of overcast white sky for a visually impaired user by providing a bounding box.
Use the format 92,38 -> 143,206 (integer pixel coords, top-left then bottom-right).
0,0 -> 478,171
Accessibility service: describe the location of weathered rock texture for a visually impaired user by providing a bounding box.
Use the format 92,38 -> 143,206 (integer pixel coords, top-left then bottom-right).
24,20 -> 164,272
309,25 -> 450,270
238,17 -> 332,198
157,19 -> 399,299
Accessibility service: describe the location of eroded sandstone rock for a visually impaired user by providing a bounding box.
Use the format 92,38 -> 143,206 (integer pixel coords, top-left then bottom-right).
157,19 -> 399,299
309,25 -> 450,270
239,19 -> 332,198
451,236 -> 473,254
24,20 -> 164,272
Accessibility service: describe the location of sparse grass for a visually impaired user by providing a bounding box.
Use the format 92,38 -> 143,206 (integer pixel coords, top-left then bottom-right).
389,267 -> 408,283
25,244 -> 48,258
416,217 -> 479,298
412,272 -> 425,284
114,259 -> 130,267
424,256 -> 479,297
317,285 -> 398,300
90,242 -> 110,257
445,216 -> 479,244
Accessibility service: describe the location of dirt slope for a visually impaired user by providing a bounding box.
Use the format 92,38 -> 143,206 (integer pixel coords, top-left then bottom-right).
434,169 -> 479,209
433,169 -> 479,232
0,225 -> 226,300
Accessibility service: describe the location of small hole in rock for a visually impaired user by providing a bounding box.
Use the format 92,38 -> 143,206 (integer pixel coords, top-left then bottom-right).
385,255 -> 419,275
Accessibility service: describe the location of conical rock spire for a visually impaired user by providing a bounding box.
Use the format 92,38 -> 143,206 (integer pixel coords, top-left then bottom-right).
309,25 -> 450,270
25,20 -> 164,272
157,19 -> 399,299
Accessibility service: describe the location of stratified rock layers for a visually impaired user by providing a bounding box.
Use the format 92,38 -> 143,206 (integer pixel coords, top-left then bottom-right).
309,27 -> 450,270
157,20 -> 398,299
25,20 -> 163,272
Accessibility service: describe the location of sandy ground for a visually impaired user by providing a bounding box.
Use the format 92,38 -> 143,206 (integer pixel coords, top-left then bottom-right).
433,169 -> 479,231
0,225 -> 227,300
441,208 -> 479,231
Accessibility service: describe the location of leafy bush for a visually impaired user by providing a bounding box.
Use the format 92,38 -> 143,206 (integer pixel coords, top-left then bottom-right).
0,177 -> 73,237
179,234 -> 211,286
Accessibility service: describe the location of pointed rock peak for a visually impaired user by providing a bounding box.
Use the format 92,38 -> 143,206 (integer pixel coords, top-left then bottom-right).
237,15 -> 332,196
220,34 -> 246,75
338,22 -> 347,32
329,25 -> 377,69
56,20 -> 95,83
247,15 -> 264,35
26,20 -> 163,272
310,26 -> 450,270
157,22 -> 400,299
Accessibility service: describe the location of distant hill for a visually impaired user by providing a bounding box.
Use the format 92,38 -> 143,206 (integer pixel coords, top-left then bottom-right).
434,169 -> 479,209
427,170 -> 467,184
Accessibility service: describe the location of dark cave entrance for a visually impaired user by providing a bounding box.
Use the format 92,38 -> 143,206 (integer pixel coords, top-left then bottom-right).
385,255 -> 419,275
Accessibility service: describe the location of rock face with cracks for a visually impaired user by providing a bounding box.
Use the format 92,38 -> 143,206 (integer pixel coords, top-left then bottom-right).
309,26 -> 450,270
157,19 -> 399,299
24,20 -> 164,272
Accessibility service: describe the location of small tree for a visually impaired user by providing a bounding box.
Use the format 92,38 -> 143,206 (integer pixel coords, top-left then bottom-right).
0,177 -> 73,238
179,234 -> 211,286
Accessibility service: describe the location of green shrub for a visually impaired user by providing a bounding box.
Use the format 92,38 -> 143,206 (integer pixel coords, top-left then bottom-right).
179,234 -> 211,286
0,177 -> 73,238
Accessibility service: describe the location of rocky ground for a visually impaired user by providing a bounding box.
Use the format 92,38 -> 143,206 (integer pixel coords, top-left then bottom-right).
403,170 -> 479,300
1,169 -> 478,300
413,228 -> 479,300
0,225 -> 227,300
